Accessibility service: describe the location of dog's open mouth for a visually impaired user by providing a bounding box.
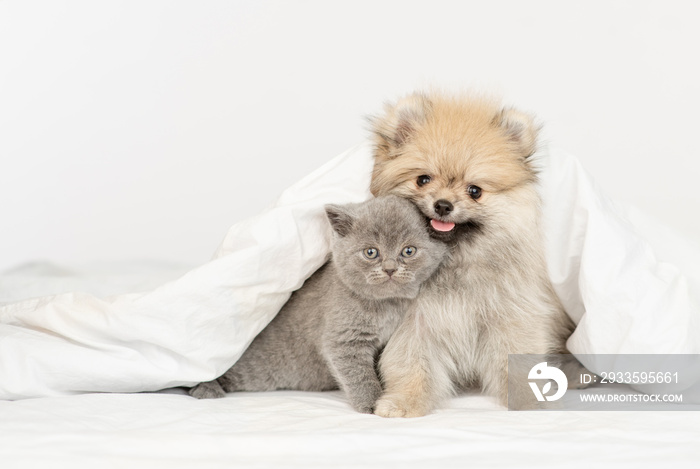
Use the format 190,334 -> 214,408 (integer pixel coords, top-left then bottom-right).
429,219 -> 455,232
425,216 -> 483,242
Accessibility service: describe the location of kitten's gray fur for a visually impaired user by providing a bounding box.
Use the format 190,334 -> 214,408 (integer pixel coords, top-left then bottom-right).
189,195 -> 448,413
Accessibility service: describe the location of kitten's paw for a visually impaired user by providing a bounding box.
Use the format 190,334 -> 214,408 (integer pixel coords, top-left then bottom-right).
348,384 -> 383,414
353,402 -> 375,414
189,381 -> 226,399
374,395 -> 429,418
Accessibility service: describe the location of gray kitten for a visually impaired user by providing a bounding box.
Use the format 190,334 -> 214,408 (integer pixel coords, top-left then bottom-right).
189,195 -> 448,413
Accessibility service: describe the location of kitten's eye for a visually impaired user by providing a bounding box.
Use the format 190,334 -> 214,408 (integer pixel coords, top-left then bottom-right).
401,246 -> 417,257
417,175 -> 431,187
467,185 -> 482,200
363,248 -> 379,259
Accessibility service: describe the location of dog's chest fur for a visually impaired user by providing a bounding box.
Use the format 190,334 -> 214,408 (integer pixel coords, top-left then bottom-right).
415,227 -> 561,380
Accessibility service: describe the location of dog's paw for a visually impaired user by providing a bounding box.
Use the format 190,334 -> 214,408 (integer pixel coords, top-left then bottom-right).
188,382 -> 226,400
374,395 -> 429,418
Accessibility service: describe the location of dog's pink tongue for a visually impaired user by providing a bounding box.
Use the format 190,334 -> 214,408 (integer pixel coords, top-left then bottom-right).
430,219 -> 456,232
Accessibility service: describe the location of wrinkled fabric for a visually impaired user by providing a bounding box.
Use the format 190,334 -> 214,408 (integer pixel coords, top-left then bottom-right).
1,143 -> 698,400
2,390 -> 699,468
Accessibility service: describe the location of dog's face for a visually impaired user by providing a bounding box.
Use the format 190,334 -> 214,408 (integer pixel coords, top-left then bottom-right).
369,92 -> 540,241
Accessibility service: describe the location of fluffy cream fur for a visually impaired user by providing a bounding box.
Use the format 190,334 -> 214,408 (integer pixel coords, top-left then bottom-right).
369,91 -> 579,416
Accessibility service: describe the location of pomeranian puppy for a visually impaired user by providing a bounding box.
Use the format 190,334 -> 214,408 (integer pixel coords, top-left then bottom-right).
369,91 -> 578,416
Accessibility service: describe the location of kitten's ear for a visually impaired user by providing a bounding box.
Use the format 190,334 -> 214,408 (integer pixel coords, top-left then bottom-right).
325,204 -> 355,237
369,92 -> 432,161
496,108 -> 540,158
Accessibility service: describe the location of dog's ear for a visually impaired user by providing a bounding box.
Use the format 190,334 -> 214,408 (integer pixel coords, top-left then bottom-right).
325,204 -> 355,237
496,108 -> 540,158
369,93 -> 432,160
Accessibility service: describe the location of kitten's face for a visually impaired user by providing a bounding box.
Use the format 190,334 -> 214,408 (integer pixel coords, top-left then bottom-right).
325,195 -> 447,300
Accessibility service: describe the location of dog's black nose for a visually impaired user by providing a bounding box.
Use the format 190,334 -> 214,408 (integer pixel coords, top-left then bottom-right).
434,200 -> 453,217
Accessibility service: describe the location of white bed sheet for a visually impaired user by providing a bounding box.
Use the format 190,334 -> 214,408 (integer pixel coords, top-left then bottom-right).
1,261 -> 699,468
2,390 -> 699,468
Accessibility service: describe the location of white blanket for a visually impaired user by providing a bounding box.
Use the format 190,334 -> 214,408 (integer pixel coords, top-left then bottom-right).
1,143 -> 699,400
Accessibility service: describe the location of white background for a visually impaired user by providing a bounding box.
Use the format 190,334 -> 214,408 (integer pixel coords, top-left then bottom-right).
1,0 -> 699,272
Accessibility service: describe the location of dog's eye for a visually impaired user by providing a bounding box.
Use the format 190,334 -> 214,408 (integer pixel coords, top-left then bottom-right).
417,175 -> 431,187
467,185 -> 482,200
401,246 -> 417,258
363,248 -> 379,259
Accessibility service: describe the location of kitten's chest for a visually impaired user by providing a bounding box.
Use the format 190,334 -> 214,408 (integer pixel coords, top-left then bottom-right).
366,299 -> 406,346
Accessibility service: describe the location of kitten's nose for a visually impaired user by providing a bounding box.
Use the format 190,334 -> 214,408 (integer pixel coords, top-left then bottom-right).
383,260 -> 397,277
434,199 -> 453,217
